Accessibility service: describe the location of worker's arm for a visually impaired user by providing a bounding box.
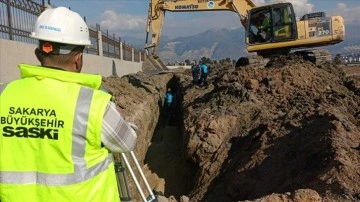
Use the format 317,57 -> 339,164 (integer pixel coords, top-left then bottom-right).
260,17 -> 271,31
101,101 -> 138,153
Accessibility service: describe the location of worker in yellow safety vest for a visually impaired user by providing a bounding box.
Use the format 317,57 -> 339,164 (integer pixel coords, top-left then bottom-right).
0,7 -> 137,202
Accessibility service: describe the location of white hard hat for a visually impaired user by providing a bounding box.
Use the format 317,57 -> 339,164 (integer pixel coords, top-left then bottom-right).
30,7 -> 91,46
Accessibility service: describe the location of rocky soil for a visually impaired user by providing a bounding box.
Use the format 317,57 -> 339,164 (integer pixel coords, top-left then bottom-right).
102,57 -> 360,202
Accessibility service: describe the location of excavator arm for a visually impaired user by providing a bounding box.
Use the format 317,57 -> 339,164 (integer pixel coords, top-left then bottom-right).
145,0 -> 256,58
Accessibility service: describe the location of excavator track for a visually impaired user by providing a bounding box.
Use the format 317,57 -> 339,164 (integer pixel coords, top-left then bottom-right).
295,49 -> 332,65
236,49 -> 332,68
236,55 -> 269,68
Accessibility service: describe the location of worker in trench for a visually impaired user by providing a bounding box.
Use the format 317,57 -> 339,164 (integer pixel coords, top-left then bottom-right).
0,6 -> 137,202
163,88 -> 175,126
199,61 -> 209,86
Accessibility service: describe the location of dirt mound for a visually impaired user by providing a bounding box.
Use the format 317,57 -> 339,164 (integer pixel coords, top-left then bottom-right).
178,59 -> 360,201
103,58 -> 360,201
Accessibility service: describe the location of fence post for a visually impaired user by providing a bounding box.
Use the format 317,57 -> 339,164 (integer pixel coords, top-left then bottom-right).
6,0 -> 13,40
106,30 -> 109,56
132,48 -> 134,62
113,33 -> 116,58
119,41 -> 123,60
97,31 -> 103,56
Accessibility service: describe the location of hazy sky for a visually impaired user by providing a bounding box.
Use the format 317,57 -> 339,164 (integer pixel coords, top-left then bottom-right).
51,0 -> 360,39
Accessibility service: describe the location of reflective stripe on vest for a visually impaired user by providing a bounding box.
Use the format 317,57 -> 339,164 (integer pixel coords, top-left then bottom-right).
0,87 -> 113,186
0,83 -> 8,95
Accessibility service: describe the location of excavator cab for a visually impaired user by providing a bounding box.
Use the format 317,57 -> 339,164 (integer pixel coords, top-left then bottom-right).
247,3 -> 297,45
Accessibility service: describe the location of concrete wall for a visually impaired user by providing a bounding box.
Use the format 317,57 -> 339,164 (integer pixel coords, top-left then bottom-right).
0,39 -> 142,83
167,65 -> 191,69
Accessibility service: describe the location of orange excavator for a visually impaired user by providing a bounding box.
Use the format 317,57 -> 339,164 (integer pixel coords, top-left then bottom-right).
144,0 -> 345,68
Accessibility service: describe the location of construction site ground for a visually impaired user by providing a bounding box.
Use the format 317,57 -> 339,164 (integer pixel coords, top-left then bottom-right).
101,57 -> 360,202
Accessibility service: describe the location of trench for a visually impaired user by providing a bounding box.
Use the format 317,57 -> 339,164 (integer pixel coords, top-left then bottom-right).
143,76 -> 197,199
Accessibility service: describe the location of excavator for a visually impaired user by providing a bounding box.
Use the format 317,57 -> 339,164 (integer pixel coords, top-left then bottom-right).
144,0 -> 345,68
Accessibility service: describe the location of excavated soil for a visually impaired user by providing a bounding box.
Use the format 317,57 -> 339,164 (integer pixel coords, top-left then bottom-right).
102,57 -> 360,202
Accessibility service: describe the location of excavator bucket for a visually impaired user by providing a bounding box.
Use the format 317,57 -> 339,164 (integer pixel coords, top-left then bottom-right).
142,54 -> 169,74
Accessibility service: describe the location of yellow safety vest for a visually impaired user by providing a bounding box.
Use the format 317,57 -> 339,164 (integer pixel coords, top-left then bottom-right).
0,64 -> 119,202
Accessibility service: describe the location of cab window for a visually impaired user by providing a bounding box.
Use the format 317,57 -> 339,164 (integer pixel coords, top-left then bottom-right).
247,4 -> 296,44
272,5 -> 296,41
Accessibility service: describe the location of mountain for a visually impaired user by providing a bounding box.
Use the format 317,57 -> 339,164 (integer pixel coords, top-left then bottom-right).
122,35 -> 172,50
123,24 -> 360,63
158,28 -> 247,63
326,24 -> 360,56
158,25 -> 360,63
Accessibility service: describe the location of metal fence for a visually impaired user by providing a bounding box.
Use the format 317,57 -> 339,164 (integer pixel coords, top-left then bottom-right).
0,0 -> 144,62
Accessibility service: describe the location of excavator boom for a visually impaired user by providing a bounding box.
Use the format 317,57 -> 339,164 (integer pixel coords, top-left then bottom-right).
145,0 -> 256,58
